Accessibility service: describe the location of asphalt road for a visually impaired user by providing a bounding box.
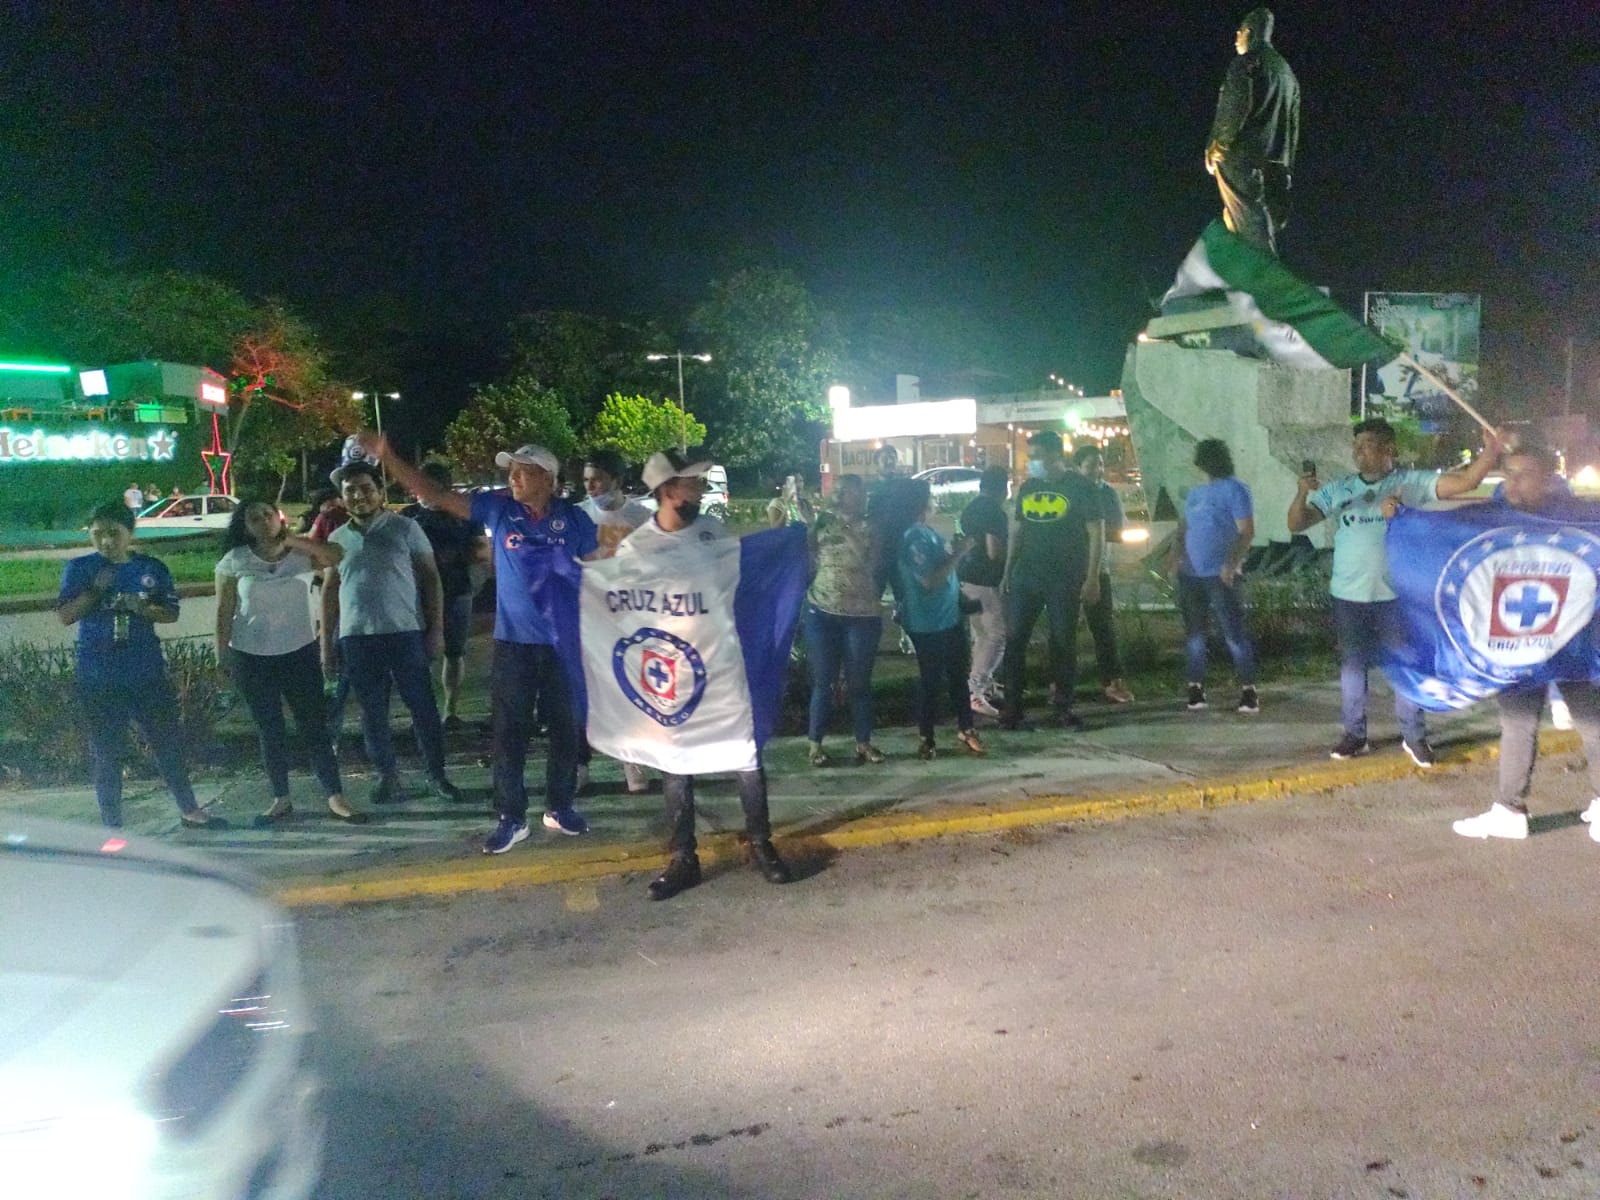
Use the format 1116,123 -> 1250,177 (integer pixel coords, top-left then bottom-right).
298,759 -> 1600,1200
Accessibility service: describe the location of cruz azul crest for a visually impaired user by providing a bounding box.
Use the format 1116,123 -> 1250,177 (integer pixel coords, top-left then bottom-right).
612,628 -> 708,727
1436,526 -> 1600,682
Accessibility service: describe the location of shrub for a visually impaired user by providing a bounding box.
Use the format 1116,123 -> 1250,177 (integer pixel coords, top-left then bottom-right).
0,639 -> 230,784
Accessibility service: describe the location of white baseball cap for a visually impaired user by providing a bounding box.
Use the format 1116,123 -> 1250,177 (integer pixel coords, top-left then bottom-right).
494,444 -> 560,475
641,449 -> 713,491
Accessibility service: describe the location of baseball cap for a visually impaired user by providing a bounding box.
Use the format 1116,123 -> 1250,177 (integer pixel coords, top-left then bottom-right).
493,444 -> 560,475
641,449 -> 713,492
330,459 -> 381,488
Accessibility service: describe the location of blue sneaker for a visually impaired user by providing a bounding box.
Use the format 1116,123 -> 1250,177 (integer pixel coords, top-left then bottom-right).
542,807 -> 589,836
483,817 -> 529,854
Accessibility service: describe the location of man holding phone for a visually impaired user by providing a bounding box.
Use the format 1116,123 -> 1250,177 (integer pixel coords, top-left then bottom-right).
1288,418 -> 1502,764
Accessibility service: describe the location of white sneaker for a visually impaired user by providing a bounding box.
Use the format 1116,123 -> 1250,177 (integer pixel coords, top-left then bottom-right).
1579,797 -> 1600,825
969,693 -> 1000,719
622,761 -> 649,794
1452,803 -> 1529,840
574,764 -> 590,795
1550,697 -> 1573,730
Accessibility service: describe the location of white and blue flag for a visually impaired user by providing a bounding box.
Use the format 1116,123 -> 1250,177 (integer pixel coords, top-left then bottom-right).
1383,500 -> 1600,710
563,524 -> 807,775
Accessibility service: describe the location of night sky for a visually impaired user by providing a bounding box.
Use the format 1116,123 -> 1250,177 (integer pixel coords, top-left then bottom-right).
3,0 -> 1596,412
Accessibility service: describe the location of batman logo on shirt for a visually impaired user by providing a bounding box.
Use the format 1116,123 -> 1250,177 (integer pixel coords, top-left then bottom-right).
1021,491 -> 1070,522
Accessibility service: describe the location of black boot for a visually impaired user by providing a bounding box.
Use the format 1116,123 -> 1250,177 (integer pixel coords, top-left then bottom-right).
750,839 -> 792,884
648,854 -> 702,901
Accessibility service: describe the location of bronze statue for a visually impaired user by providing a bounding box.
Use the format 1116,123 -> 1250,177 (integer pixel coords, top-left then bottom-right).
1206,8 -> 1300,255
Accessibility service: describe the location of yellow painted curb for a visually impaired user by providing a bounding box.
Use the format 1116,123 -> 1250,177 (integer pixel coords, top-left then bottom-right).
271,731 -> 1579,909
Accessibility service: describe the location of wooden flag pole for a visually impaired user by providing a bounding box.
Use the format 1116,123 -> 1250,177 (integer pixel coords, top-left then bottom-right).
1397,352 -> 1495,436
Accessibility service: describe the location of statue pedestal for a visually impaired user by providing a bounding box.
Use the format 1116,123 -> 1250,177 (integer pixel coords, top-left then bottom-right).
1120,339 -> 1352,544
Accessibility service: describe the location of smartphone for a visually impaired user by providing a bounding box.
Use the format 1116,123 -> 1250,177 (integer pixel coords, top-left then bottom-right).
1301,459 -> 1316,476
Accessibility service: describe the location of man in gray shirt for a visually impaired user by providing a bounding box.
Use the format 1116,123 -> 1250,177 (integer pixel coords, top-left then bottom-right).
321,461 -> 463,804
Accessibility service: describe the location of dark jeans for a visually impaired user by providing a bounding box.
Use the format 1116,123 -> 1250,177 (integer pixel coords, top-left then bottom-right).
1332,598 -> 1425,743
232,642 -> 341,799
907,625 -> 973,740
1084,570 -> 1123,683
1001,577 -> 1084,716
662,765 -> 771,858
78,671 -> 197,827
1178,574 -> 1257,686
804,605 -> 881,744
491,640 -> 579,821
1496,682 -> 1600,811
339,630 -> 447,780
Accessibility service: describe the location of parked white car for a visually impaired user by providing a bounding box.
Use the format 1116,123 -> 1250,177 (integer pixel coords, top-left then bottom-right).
912,466 -> 984,497
136,493 -> 241,531
0,818 -> 323,1200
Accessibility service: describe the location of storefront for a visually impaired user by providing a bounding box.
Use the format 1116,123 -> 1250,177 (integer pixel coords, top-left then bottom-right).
0,359 -> 225,528
819,384 -> 1138,493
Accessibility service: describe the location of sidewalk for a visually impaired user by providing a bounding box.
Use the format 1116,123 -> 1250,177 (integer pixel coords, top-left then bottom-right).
3,677 -> 1553,908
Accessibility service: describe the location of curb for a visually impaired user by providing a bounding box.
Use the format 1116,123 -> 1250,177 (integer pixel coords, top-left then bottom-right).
270,729 -> 1577,908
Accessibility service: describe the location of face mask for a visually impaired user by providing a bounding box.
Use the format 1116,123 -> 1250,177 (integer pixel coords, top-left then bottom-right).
594,490 -> 625,511
1027,459 -> 1046,479
673,501 -> 701,525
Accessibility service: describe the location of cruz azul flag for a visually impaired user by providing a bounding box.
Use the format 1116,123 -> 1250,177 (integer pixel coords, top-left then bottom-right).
1163,220 -> 1403,370
1383,501 -> 1600,711
575,524 -> 807,775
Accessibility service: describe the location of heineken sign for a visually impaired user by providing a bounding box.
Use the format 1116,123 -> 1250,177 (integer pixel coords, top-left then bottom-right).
0,426 -> 178,464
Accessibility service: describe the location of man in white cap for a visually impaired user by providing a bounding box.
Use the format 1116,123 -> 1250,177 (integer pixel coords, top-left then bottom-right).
358,434 -> 598,853
617,448 -> 793,899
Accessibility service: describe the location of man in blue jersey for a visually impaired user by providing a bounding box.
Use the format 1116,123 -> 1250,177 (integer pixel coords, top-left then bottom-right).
362,434 -> 599,854
1288,417 -> 1502,765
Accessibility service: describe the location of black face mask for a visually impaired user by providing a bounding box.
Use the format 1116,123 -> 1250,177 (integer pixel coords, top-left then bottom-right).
673,501 -> 701,524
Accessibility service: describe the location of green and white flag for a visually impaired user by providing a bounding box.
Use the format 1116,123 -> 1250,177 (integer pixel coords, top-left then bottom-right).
1163,221 -> 1402,370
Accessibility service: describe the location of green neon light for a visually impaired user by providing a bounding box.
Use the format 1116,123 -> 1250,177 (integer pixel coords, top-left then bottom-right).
0,361 -> 72,374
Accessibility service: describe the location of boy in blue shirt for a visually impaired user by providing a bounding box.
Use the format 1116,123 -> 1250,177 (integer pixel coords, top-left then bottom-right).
57,501 -> 218,829
1173,439 -> 1259,713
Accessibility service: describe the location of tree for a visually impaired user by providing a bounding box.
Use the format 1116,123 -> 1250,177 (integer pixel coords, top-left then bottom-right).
587,393 -> 707,465
503,310 -> 672,431
442,375 -> 577,478
690,267 -> 841,475
0,268 -> 358,496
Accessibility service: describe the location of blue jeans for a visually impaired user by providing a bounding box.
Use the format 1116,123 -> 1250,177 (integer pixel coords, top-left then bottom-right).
78,670 -> 198,827
1178,574 -> 1257,686
804,606 -> 881,744
339,631 -> 448,779
491,640 -> 580,821
1332,598 -> 1425,743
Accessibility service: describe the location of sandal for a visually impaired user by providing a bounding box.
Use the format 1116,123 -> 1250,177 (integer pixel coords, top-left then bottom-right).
252,799 -> 294,829
180,810 -> 229,830
956,729 -> 987,756
327,796 -> 370,825
854,743 -> 886,765
917,739 -> 937,761
807,741 -> 830,767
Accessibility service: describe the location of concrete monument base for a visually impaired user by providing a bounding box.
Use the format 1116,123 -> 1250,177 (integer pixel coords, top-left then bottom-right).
1121,338 -> 1352,545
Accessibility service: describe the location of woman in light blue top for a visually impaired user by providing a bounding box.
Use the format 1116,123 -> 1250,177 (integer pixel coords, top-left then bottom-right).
883,478 -> 985,760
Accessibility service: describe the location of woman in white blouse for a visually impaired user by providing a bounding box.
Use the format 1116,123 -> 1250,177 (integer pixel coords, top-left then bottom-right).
215,501 -> 366,825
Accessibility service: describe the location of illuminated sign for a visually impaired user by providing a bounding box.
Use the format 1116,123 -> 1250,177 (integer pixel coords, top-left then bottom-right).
828,385 -> 977,442
79,369 -> 110,396
0,361 -> 71,374
0,426 -> 178,464
198,380 -> 228,409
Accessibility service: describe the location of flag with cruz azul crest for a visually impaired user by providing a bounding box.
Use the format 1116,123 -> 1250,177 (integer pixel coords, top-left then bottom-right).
1381,500 -> 1600,711
562,524 -> 808,775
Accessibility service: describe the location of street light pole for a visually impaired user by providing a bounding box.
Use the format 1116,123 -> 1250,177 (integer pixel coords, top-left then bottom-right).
352,390 -> 400,489
646,352 -> 712,452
